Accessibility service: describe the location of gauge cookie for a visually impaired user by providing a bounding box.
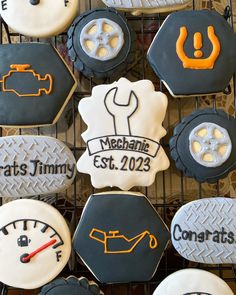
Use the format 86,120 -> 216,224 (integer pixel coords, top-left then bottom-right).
0,199 -> 71,289
0,0 -> 78,38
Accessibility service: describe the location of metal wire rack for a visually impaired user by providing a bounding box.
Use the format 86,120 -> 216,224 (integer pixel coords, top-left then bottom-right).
0,0 -> 235,294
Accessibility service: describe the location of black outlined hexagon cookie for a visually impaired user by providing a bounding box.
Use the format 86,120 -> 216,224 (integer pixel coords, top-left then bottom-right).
67,8 -> 136,79
102,0 -> 191,15
0,43 -> 77,128
73,192 -> 169,283
147,10 -> 236,97
169,109 -> 236,183
77,78 -> 169,190
0,0 -> 78,38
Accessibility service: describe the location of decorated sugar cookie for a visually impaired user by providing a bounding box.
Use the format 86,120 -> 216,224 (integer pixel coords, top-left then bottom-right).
169,109 -> 236,183
153,269 -> 234,295
67,8 -> 136,79
0,0 -> 78,38
102,0 -> 191,15
77,78 -> 169,190
73,192 -> 169,283
0,199 -> 71,289
171,197 -> 236,264
39,276 -> 104,295
0,43 -> 77,128
0,136 -> 76,198
147,10 -> 236,96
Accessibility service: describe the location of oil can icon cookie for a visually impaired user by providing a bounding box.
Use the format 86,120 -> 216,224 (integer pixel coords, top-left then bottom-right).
77,78 -> 169,190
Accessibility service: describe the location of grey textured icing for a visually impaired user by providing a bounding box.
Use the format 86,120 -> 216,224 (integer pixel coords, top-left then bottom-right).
189,122 -> 232,168
0,43 -> 76,127
171,198 -> 236,264
147,10 -> 236,96
73,193 -> 169,283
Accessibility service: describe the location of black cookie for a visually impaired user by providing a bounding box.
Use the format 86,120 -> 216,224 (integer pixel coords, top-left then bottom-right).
170,108 -> 236,182
73,192 -> 169,283
0,43 -> 77,127
39,276 -> 103,295
147,10 -> 236,97
67,8 -> 136,79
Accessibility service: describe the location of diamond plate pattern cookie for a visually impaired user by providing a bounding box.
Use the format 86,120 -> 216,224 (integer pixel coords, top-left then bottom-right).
0,136 -> 76,198
171,197 -> 236,264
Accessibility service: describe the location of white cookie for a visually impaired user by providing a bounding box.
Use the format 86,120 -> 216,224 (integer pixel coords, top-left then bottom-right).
153,269 -> 234,295
0,199 -> 71,289
171,197 -> 236,264
77,78 -> 169,190
0,136 -> 76,198
102,0 -> 191,15
0,0 -> 78,38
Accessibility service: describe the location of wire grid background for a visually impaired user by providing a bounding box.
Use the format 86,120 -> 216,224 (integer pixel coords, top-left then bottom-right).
0,0 -> 235,294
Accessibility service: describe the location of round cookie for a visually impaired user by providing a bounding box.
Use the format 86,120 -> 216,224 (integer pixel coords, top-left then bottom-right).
171,197 -> 236,264
0,0 -> 78,38
77,78 -> 169,190
169,108 -> 236,183
147,10 -> 236,97
0,136 -> 76,198
39,276 -> 104,295
0,43 -> 77,128
73,191 -> 169,283
0,199 -> 71,289
67,8 -> 136,79
102,0 -> 191,15
153,269 -> 234,295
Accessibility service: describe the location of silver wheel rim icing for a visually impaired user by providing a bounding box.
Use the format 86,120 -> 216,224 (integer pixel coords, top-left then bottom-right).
189,122 -> 232,167
80,18 -> 124,61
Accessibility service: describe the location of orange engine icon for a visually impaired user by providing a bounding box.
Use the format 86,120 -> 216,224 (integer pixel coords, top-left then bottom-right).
0,64 -> 53,97
89,228 -> 158,254
176,26 -> 221,70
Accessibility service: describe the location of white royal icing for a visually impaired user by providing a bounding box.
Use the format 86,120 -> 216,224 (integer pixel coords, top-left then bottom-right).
77,78 -> 169,190
0,0 -> 78,38
153,269 -> 234,295
0,199 -> 71,289
0,136 -> 76,198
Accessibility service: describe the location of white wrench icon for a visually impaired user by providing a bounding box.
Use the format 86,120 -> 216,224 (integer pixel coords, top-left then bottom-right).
104,87 -> 139,135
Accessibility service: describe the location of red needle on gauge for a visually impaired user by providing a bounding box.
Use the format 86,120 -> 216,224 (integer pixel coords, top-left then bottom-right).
21,239 -> 57,263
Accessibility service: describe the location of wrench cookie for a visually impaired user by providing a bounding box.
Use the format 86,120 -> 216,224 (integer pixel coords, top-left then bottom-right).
77,78 -> 169,190
0,0 -> 78,38
102,0 -> 191,15
0,136 -> 76,198
153,269 -> 234,295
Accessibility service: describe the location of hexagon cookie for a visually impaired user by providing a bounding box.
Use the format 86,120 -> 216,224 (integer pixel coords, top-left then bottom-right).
0,43 -> 77,128
153,269 -> 234,295
0,0 -> 78,38
73,192 -> 169,283
39,276 -> 104,295
0,136 -> 76,198
77,78 -> 169,190
67,8 -> 136,79
147,10 -> 236,97
171,197 -> 236,264
102,0 -> 191,15
169,109 -> 236,183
